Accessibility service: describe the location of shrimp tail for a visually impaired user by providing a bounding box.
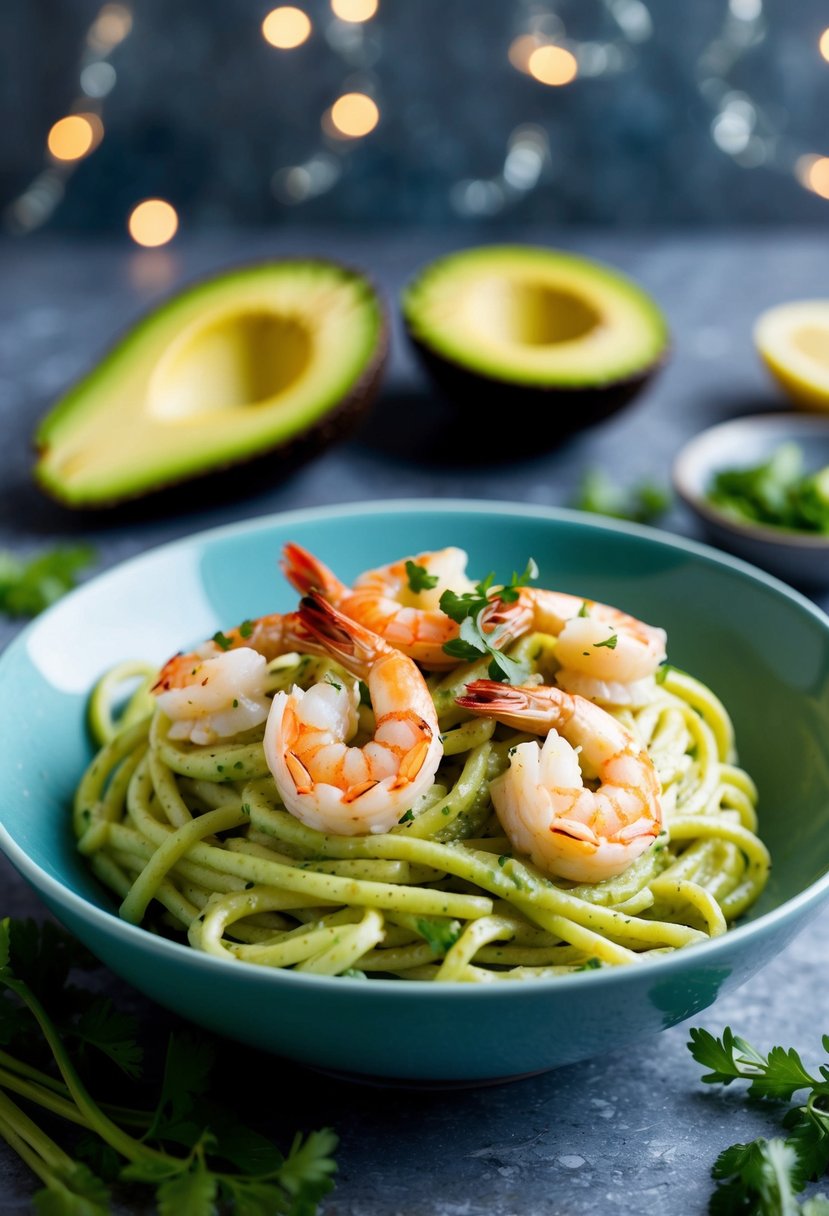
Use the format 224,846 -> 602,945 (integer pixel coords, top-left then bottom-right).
281,543 -> 348,602
455,679 -> 533,714
456,679 -> 574,734
479,597 -> 534,639
298,592 -> 383,678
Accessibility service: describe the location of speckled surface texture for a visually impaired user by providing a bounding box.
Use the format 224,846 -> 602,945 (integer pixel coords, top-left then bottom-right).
1,230 -> 829,1214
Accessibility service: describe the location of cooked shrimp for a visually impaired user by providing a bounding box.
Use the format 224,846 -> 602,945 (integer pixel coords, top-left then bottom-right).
281,542 -> 478,669
264,592 -> 442,835
152,612 -> 312,746
483,589 -> 666,705
455,680 -> 663,882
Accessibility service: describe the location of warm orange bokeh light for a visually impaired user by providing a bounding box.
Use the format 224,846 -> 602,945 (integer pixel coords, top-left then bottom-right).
128,199 -> 179,247
327,93 -> 380,138
806,157 -> 829,200
331,0 -> 378,21
528,45 -> 578,86
508,35 -> 540,74
90,4 -> 133,48
47,115 -> 97,161
262,6 -> 311,49
820,27 -> 829,63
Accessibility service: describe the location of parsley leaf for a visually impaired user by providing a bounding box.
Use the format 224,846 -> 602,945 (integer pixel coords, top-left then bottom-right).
690,1026 -> 829,1214
156,1156 -> 217,1216
708,443 -> 829,535
0,545 -> 95,619
439,574 -> 495,625
572,469 -> 671,525
212,630 -> 233,652
593,634 -> 618,650
405,560 -> 439,594
414,917 -> 462,956
439,559 -> 538,684
0,917 -> 338,1214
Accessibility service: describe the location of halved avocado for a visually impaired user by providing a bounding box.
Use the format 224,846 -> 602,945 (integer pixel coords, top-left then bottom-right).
402,246 -> 668,438
35,260 -> 386,507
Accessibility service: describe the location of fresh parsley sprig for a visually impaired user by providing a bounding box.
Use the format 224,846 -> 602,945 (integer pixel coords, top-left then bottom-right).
572,469 -> 670,525
405,561 -> 439,594
439,559 -> 538,684
0,917 -> 338,1215
690,1026 -> 829,1214
0,545 -> 96,618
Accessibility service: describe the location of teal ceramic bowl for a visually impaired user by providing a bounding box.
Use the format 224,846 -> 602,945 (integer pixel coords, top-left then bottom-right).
2,501 -> 829,1083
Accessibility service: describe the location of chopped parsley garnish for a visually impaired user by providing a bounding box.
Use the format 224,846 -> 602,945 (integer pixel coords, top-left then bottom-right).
0,544 -> 96,618
414,917 -> 462,955
238,619 -> 254,639
707,442 -> 829,534
398,809 -> 415,824
405,560 -> 439,594
440,559 -> 539,684
212,630 -> 233,651
325,676 -> 342,691
593,634 -> 618,650
572,468 -> 671,525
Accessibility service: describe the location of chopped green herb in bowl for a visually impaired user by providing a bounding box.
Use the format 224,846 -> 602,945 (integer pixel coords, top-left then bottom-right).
707,442 -> 829,534
673,413 -> 829,586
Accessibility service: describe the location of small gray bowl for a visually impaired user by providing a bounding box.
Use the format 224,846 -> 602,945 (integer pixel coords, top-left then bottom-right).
673,413 -> 829,587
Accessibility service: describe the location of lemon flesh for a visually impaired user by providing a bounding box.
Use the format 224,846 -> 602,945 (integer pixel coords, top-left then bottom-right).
755,301 -> 829,412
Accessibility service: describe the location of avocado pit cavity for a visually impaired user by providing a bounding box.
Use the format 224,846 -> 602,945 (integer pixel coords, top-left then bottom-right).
149,310 -> 313,422
466,278 -> 602,348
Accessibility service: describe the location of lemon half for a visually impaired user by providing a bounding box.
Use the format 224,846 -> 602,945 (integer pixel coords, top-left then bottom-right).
755,300 -> 829,412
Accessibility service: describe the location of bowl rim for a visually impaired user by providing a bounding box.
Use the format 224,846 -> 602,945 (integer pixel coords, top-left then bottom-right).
2,495 -> 829,1000
673,412 -> 829,550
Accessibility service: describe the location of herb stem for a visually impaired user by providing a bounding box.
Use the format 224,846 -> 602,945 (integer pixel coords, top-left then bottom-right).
0,1087 -> 77,1176
2,975 -> 169,1167
0,1065 -> 88,1127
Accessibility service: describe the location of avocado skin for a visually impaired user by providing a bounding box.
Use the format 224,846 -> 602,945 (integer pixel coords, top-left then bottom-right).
406,332 -> 666,445
34,260 -> 388,510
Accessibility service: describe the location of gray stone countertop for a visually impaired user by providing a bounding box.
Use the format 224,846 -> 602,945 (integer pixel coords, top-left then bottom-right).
1,229 -> 828,1215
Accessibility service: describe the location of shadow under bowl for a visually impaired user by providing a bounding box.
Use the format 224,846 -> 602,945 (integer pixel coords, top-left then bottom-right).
1,501 -> 829,1082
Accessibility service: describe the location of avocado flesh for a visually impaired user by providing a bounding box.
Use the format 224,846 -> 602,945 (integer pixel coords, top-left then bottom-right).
403,246 -> 668,388
36,261 -> 385,506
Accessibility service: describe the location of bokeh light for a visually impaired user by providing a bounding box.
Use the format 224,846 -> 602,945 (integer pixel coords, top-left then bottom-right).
127,199 -> 179,247
800,156 -> 829,200
261,7 -> 312,49
508,35 -> 539,74
331,0 -> 378,22
820,28 -> 829,63
528,45 -> 578,86
326,92 -> 380,138
88,3 -> 132,51
47,115 -> 98,162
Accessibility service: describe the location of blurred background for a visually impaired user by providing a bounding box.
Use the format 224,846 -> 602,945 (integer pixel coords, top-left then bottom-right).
3,0 -> 829,241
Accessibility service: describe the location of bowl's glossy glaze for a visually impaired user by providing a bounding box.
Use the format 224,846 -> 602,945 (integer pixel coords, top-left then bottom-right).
673,413 -> 829,586
2,501 -> 829,1082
